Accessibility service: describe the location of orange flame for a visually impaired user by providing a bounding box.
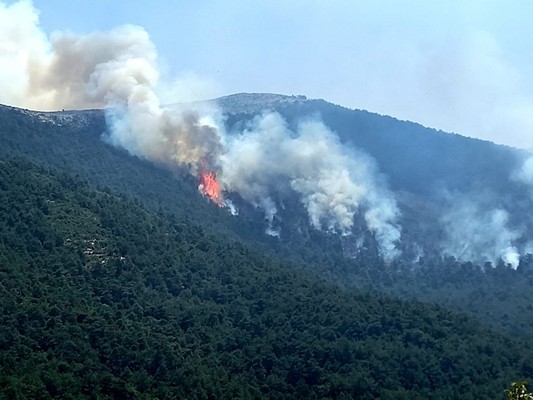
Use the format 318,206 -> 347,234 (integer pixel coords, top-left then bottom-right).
199,170 -> 223,206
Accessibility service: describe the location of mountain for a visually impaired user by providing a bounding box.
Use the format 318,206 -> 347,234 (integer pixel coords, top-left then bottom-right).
211,92 -> 308,114
1,158 -> 532,399
222,94 -> 526,194
2,94 -> 533,339
215,94 -> 533,336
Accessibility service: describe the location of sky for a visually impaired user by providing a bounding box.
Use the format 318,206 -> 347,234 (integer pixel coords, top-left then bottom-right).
5,0 -> 533,149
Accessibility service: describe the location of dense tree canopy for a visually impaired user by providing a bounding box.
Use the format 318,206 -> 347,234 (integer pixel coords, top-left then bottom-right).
0,160 -> 532,399
2,99 -> 533,398
2,102 -> 533,340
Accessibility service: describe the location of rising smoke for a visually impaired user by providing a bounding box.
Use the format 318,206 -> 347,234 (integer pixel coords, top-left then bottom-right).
513,156 -> 533,190
440,195 -> 522,268
219,113 -> 402,261
0,0 -> 403,260
0,0 -> 222,173
4,0 -> 531,268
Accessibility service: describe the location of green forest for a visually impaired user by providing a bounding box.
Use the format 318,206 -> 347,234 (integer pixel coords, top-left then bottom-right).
2,101 -> 533,398
3,101 -> 533,342
1,159 -> 532,399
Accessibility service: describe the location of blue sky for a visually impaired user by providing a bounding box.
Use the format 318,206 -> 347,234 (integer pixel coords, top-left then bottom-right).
8,1 -> 533,148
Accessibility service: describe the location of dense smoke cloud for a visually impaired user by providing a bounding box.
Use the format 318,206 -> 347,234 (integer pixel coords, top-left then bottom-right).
2,0 -> 529,268
440,196 -> 521,268
0,0 -> 401,259
0,0 -> 48,108
16,0 -> 533,268
0,0 -> 222,172
219,113 -> 402,261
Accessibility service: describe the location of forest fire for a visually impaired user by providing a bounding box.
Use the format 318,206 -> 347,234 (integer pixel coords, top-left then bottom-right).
199,169 -> 223,206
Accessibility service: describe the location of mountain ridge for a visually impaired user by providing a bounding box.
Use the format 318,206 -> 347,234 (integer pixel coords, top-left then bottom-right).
3,91 -> 519,151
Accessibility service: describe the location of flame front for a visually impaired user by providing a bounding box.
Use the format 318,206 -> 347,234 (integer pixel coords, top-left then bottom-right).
199,170 -> 223,206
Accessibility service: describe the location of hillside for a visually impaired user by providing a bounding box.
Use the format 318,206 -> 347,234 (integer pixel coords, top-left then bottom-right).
217,94 -> 526,196
1,159 -> 532,399
2,95 -> 533,338
0,104 -> 262,243
216,94 -> 533,336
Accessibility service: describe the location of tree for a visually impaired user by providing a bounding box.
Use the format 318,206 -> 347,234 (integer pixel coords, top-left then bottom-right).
507,382 -> 533,400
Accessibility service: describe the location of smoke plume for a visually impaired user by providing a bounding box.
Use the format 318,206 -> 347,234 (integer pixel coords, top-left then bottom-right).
440,196 -> 521,268
219,113 -> 402,261
0,0 -> 403,260
0,0 -> 222,173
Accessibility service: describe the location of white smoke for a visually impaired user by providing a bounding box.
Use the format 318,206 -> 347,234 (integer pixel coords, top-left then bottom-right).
0,0 -> 222,173
0,0 -> 49,108
219,112 -> 401,261
441,197 -> 521,268
0,0 -> 401,261
0,0 -> 156,111
512,156 -> 533,188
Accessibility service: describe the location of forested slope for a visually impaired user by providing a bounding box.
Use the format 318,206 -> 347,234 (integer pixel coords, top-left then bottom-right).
0,104 -> 274,250
2,99 -> 533,340
1,160 -> 532,399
